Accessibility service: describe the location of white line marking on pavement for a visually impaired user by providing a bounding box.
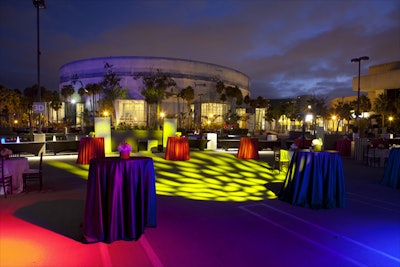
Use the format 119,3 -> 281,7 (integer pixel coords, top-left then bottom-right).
239,202 -> 400,267
99,243 -> 113,267
139,235 -> 164,267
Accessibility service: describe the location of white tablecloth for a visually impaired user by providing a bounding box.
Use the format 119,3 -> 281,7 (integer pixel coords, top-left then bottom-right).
375,148 -> 390,167
354,138 -> 369,161
1,157 -> 29,195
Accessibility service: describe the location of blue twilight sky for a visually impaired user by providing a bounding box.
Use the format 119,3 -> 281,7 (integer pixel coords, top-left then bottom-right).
0,0 -> 399,101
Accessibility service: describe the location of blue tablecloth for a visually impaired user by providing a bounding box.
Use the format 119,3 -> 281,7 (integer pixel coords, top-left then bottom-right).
278,150 -> 346,209
381,148 -> 400,189
82,157 -> 157,243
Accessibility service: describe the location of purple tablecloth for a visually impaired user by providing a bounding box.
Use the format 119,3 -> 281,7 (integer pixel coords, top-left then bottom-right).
82,157 -> 157,243
278,150 -> 346,209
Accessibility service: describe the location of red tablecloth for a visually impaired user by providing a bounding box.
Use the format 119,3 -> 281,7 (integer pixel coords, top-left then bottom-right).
237,137 -> 259,159
76,137 -> 105,164
294,138 -> 312,149
371,138 -> 389,149
336,139 -> 352,157
165,137 -> 190,161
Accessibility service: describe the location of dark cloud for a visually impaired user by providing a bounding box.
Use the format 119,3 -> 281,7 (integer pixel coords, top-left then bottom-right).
1,0 -> 399,100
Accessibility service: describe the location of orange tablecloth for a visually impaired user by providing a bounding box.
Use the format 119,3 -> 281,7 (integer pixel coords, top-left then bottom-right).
336,139 -> 352,157
76,137 -> 105,164
165,137 -> 190,161
1,157 -> 29,195
237,137 -> 259,159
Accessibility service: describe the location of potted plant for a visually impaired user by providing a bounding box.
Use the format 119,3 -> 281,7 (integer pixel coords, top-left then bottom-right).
118,141 -> 132,159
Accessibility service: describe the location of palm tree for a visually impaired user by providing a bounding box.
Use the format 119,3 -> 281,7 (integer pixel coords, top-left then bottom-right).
60,85 -> 75,124
78,86 -> 89,106
23,84 -> 45,131
374,93 -> 392,127
0,86 -> 21,128
50,91 -> 63,123
179,86 -> 194,129
84,83 -> 103,120
249,96 -> 268,132
84,83 -> 95,114
333,99 -> 353,133
133,69 -> 176,129
101,63 -> 127,126
265,105 -> 282,132
360,95 -> 372,114
60,85 -> 75,102
215,80 -> 243,127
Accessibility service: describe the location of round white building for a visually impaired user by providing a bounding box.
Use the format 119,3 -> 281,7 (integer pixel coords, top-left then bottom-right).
59,56 -> 251,128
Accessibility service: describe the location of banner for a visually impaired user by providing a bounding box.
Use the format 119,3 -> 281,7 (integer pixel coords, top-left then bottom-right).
33,102 -> 46,114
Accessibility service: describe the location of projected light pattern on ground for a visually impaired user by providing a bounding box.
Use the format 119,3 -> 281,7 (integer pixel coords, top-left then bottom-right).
147,151 -> 286,202
47,151 -> 287,202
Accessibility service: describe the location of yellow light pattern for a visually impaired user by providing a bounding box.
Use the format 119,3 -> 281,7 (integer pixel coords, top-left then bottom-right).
47,151 -> 287,202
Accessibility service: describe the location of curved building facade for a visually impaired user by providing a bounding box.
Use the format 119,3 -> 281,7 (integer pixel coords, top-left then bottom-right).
59,56 -> 251,128
353,60 -> 400,101
60,56 -> 250,100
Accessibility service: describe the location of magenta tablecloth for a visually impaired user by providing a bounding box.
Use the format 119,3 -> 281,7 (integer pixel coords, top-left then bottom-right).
82,157 -> 157,243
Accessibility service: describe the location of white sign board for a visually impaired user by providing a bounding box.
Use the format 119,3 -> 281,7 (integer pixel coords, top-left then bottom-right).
33,102 -> 46,114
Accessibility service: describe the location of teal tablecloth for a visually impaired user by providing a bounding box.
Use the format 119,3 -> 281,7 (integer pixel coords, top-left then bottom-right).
278,150 -> 346,209
381,148 -> 400,189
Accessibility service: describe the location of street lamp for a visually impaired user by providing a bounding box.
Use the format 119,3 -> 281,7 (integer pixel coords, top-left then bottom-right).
33,0 -> 46,133
351,56 -> 369,120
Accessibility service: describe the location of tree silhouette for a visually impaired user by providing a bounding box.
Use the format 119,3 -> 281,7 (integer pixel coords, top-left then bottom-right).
50,91 -> 62,123
179,86 -> 194,128
0,86 -> 21,127
374,93 -> 392,127
133,69 -> 176,129
101,63 -> 127,126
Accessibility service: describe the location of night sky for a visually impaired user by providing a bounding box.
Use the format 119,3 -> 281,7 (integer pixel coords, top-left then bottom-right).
1,0 -> 399,101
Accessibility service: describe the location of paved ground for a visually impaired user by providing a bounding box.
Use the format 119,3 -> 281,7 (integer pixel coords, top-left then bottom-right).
1,150 -> 399,267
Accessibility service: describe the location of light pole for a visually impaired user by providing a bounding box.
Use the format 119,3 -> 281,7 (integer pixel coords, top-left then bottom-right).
160,112 -> 165,149
33,0 -> 46,133
351,56 -> 369,120
332,115 -> 337,133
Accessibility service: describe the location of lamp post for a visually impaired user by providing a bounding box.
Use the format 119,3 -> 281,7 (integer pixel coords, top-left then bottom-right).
160,112 -> 165,149
33,0 -> 46,133
351,56 -> 369,120
332,115 -> 337,133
